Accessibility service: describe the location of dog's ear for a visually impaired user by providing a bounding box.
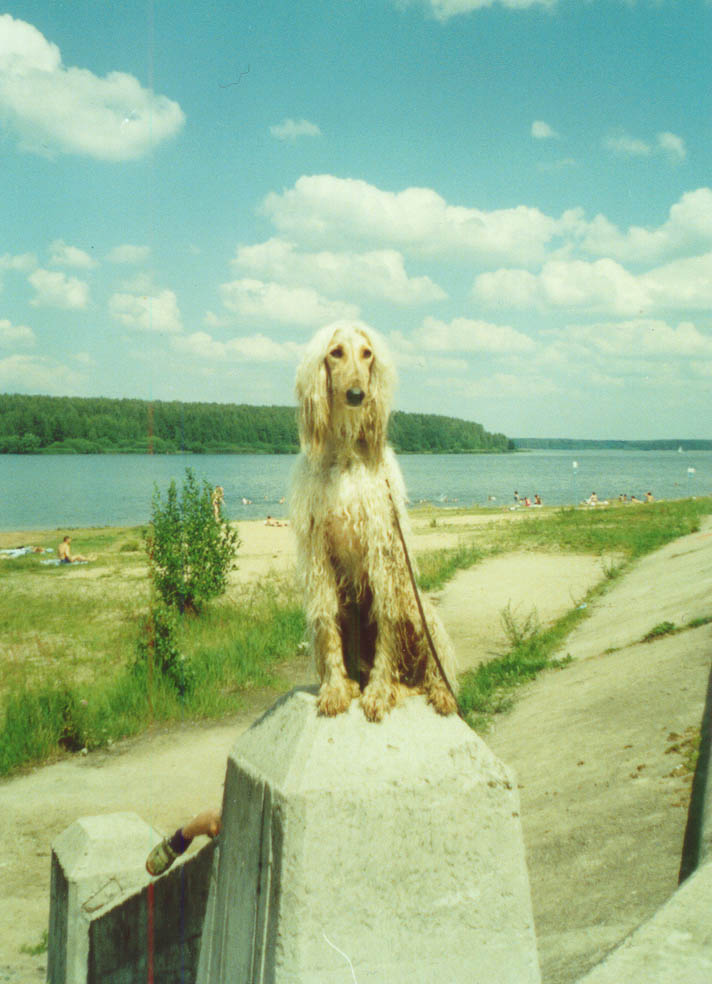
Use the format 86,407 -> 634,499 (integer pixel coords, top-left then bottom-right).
296,354 -> 330,455
362,337 -> 395,458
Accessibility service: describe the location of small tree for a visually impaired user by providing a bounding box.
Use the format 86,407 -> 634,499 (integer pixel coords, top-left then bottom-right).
146,468 -> 240,613
133,603 -> 194,697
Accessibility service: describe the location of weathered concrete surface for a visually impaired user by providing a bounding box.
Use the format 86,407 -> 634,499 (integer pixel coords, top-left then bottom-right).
561,523 -> 712,663
485,518 -> 712,983
88,839 -> 215,984
575,859 -> 712,984
198,689 -> 540,984
48,813 -> 161,983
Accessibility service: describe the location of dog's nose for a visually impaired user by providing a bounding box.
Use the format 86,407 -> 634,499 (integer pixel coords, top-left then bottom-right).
346,388 -> 365,406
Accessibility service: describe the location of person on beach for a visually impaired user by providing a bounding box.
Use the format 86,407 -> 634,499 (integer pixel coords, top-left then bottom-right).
57,535 -> 90,563
211,485 -> 225,522
146,808 -> 222,877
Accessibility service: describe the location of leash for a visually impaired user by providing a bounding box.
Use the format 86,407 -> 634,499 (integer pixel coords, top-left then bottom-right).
385,480 -> 463,719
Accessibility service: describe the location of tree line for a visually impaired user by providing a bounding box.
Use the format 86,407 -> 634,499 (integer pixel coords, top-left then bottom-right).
513,437 -> 712,451
0,393 -> 513,455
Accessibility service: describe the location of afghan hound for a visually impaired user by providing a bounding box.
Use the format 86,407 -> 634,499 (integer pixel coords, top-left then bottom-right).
289,321 -> 458,722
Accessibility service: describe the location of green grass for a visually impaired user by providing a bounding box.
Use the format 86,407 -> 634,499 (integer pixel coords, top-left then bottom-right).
414,497 -> 712,593
640,615 -> 712,644
417,542 -> 485,591
20,929 -> 48,957
0,585 -> 305,776
457,604 -> 583,732
430,497 -> 712,732
0,521 -> 305,776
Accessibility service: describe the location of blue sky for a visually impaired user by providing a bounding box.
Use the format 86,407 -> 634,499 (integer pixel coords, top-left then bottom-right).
1,0 -> 711,440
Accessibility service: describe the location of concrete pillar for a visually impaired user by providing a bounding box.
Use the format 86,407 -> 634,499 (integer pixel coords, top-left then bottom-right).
48,812 -> 161,984
198,689 -> 541,984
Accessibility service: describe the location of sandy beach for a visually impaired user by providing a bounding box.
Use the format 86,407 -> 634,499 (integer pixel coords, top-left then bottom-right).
0,511 -> 710,983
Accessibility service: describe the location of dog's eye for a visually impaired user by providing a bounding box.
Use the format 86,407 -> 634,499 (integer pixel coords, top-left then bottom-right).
330,346 -> 343,359
361,348 -> 372,359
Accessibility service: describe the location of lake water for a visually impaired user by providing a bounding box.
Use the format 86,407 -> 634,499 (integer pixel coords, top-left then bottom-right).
1,449 -> 710,531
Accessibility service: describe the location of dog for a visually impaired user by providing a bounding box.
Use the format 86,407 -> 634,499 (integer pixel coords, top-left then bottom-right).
289,321 -> 458,722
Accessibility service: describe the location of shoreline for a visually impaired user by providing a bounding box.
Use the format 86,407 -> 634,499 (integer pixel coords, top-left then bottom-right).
3,494 -> 711,547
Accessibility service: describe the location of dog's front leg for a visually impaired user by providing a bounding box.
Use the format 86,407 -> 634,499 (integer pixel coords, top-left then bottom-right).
313,614 -> 359,716
306,554 -> 359,715
360,619 -> 399,722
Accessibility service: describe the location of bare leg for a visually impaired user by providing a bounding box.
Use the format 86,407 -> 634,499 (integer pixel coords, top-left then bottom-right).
182,808 -> 221,840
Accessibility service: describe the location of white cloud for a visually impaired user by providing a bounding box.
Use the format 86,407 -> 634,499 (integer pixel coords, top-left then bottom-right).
412,0 -> 556,21
220,278 -> 360,325
474,257 -> 648,315
604,131 -> 652,158
0,353 -> 83,392
173,331 -> 302,362
474,250 -> 712,317
269,118 -> 322,140
604,128 -> 688,164
28,268 -> 90,309
531,120 -> 558,140
49,239 -> 97,269
546,319 -> 712,361
109,288 -> 183,333
106,244 -> 151,264
0,14 -> 184,160
657,131 -> 687,163
417,316 -> 536,354
262,174 -> 564,264
0,251 -> 37,273
642,252 -> 712,310
0,317 -> 35,346
233,238 -> 446,305
536,320 -> 712,391
577,188 -> 712,264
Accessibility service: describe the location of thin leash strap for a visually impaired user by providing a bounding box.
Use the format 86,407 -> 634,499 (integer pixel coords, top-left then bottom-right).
386,480 -> 463,718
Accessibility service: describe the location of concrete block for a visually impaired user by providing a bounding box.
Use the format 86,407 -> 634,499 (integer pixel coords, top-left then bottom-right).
198,689 -> 540,984
88,838 -> 216,984
48,812 -> 162,983
576,859 -> 712,984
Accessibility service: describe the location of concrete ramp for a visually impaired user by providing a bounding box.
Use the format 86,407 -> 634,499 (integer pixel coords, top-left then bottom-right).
197,688 -> 540,984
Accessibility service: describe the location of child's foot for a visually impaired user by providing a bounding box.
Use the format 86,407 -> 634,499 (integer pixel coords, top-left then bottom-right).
146,838 -> 178,877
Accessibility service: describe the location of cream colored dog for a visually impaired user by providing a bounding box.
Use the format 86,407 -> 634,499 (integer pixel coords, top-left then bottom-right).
290,321 -> 458,722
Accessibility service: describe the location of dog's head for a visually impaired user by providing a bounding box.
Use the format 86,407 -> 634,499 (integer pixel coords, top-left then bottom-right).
295,321 -> 395,458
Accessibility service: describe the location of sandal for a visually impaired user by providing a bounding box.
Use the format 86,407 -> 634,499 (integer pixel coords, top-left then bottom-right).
146,837 -> 178,877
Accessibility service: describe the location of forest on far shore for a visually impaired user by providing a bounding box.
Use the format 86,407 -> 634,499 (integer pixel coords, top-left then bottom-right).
0,393 -> 513,455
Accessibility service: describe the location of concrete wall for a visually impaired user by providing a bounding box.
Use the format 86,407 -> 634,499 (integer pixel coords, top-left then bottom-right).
88,840 -> 215,984
48,811 -> 215,984
197,690 -> 541,984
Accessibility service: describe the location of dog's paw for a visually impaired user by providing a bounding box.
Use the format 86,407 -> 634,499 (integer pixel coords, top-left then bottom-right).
360,684 -> 395,723
427,686 -> 458,717
317,681 -> 353,716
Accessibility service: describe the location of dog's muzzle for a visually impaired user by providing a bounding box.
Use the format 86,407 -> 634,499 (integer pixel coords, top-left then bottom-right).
346,388 -> 365,407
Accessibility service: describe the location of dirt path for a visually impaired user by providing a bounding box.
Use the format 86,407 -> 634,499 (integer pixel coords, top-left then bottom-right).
1,519 -> 710,982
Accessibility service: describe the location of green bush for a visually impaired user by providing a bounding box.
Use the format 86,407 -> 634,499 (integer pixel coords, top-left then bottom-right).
133,604 -> 194,697
145,468 -> 240,613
